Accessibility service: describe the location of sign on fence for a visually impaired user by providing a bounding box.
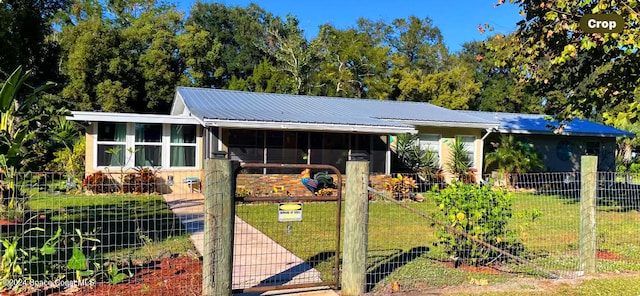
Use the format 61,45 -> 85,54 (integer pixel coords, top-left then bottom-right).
278,202 -> 303,222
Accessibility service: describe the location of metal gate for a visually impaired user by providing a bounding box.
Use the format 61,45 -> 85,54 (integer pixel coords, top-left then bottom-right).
231,163 -> 342,294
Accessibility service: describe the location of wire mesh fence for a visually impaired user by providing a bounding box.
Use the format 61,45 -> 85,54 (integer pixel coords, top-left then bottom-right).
232,167 -> 341,292
0,171 -> 203,295
364,170 -> 640,292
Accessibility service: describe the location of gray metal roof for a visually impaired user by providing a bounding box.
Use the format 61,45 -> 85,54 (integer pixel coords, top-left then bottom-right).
463,111 -> 635,138
175,87 -> 497,132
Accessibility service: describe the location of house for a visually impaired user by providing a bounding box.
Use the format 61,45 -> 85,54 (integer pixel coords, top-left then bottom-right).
465,111 -> 635,173
68,87 -> 632,193
69,87 -> 499,193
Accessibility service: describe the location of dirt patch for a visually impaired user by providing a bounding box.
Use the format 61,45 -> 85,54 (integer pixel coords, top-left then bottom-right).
596,250 -> 622,260
366,272 -> 640,295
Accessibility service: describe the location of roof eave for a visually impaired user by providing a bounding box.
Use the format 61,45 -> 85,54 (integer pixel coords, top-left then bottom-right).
67,111 -> 201,125
498,129 -> 635,138
203,119 -> 417,134
389,119 -> 498,130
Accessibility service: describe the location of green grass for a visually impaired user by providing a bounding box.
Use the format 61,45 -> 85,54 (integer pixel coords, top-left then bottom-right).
20,193 -> 194,261
237,191 -> 640,292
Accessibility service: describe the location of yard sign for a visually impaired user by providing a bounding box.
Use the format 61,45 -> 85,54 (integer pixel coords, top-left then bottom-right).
278,202 -> 303,222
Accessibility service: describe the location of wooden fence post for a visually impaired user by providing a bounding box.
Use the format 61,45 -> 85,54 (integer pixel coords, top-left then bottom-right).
203,156 -> 234,296
342,158 -> 369,295
580,155 -> 598,275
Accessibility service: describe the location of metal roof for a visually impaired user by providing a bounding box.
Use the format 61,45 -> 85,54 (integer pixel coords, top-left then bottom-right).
463,111 -> 635,138
174,87 -> 498,133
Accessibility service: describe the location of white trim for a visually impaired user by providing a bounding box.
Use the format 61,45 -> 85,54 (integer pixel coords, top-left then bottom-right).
94,122 -> 128,169
347,134 -> 352,160
168,124 -> 199,169
133,123 -> 163,167
203,119 -> 417,134
497,129 -> 631,138
92,122 -> 201,171
389,119 -> 497,129
68,111 -> 200,125
170,92 -> 185,115
307,132 -> 311,165
217,127 -> 223,151
385,135 -> 391,175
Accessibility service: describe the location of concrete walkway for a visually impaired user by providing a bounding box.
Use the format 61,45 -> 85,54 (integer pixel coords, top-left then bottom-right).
163,194 -> 337,296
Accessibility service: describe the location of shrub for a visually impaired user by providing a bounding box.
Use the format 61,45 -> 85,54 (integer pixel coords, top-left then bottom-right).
433,182 -> 519,266
384,174 -> 417,200
395,134 -> 441,178
445,137 -> 473,182
122,167 -> 158,194
82,171 -> 117,193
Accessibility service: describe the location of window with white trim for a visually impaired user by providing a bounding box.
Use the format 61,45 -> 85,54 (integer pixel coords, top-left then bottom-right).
134,123 -> 163,167
418,134 -> 441,165
97,122 -> 126,167
170,125 -> 197,167
458,135 -> 476,168
95,122 -> 200,169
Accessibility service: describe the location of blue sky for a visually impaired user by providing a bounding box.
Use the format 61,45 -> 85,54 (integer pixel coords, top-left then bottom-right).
175,0 -> 525,53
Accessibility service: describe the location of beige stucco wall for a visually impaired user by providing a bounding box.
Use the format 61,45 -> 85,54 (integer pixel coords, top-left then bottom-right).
85,123 -> 96,175
417,126 -> 485,182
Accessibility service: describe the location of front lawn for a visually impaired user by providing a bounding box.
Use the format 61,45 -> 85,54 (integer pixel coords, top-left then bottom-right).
24,194 -> 187,254
237,191 -> 640,292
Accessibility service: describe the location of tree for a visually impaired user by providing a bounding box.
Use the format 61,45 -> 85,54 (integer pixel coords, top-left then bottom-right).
387,16 -> 448,73
260,15 -> 315,94
488,0 -> 640,122
484,134 -> 544,187
313,24 -> 391,99
176,23 -> 222,87
395,56 -> 481,109
459,40 -> 542,113
382,16 -> 480,107
0,0 -> 68,84
58,0 -> 183,113
187,3 -> 275,89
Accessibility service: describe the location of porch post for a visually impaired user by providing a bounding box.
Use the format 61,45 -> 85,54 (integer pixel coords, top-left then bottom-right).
385,135 -> 391,175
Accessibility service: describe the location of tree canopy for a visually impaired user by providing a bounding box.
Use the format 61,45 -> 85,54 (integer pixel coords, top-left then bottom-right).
3,0 -> 640,171
488,0 -> 640,122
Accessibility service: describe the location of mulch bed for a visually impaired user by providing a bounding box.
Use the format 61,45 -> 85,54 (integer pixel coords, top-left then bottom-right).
3,255 -> 203,296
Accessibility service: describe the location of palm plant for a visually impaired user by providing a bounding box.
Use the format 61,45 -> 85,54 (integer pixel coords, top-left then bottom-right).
396,134 -> 441,178
445,137 -> 474,182
484,134 -> 545,188
0,66 -> 55,212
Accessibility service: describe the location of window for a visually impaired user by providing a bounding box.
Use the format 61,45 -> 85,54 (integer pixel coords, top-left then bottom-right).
135,124 -> 162,167
95,123 -> 200,169
458,136 -> 476,168
170,125 -> 197,167
585,141 -> 600,156
556,141 -> 573,161
418,134 -> 441,165
228,130 -> 263,163
97,122 -> 126,166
